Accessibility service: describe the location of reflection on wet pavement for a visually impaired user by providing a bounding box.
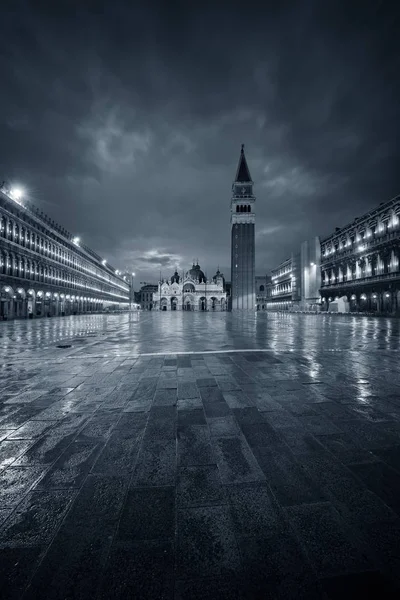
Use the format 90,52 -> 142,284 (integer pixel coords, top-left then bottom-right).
0,312 -> 400,598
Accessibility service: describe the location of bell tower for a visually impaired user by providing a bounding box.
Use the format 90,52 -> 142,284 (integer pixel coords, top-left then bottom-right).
230,144 -> 256,310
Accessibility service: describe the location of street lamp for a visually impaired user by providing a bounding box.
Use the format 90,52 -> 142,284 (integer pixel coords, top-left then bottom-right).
72,236 -> 80,245
10,187 -> 24,201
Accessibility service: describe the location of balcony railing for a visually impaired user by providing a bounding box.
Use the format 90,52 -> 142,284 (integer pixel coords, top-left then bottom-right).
321,230 -> 400,264
321,271 -> 400,288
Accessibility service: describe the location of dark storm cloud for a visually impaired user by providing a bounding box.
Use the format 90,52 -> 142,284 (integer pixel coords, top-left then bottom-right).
1,0 -> 399,282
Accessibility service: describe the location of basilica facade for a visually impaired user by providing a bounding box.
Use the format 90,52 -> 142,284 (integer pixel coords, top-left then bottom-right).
152,263 -> 227,311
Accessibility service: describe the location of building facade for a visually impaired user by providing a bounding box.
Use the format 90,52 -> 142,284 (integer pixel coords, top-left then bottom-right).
0,185 -> 130,320
139,284 -> 158,310
255,275 -> 269,310
320,195 -> 400,313
263,255 -> 300,310
230,145 -> 256,310
153,263 -> 227,311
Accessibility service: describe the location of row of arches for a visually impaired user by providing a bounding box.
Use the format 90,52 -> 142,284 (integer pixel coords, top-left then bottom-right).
321,290 -> 400,314
235,205 -> 251,213
322,205 -> 400,257
321,249 -> 400,287
0,208 -> 128,298
156,296 -> 227,311
0,249 -> 129,301
0,285 -> 121,320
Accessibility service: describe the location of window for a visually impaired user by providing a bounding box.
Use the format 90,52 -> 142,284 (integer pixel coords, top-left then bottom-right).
259,285 -> 264,291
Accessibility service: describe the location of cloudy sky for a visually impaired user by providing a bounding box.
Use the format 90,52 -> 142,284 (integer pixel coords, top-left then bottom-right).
1,0 -> 399,284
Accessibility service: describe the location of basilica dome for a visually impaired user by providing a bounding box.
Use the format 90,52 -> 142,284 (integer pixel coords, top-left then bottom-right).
188,263 -> 206,283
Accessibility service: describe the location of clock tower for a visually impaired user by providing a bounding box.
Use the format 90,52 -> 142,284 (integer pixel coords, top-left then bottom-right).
230,144 -> 256,311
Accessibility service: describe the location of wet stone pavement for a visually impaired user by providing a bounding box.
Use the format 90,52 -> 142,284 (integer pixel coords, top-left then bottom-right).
0,312 -> 400,598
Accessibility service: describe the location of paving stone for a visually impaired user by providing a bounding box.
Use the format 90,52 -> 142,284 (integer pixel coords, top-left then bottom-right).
0,407 -> 42,429
372,445 -> 400,473
153,388 -> 177,405
132,438 -> 177,486
0,439 -> 35,470
237,533 -> 316,596
298,414 -> 343,435
298,450 -> 398,524
98,540 -> 174,600
177,397 -> 204,410
91,430 -> 142,475
174,576 -> 245,600
285,502 -> 372,578
240,422 -> 283,448
176,505 -> 241,579
177,382 -> 200,399
349,461 -> 400,517
178,425 -> 215,466
338,420 -> 400,450
178,409 -> 207,426
148,405 -> 176,420
64,474 -> 127,524
0,490 -> 76,548
23,517 -> 116,600
263,410 -> 304,429
278,428 -> 325,455
6,420 -> 57,440
156,379 -> 178,390
212,436 -> 265,484
203,401 -> 232,418
76,414 -> 120,441
118,486 -> 175,541
37,441 -> 101,489
255,445 -> 326,506
0,547 -> 43,600
222,391 -> 254,408
232,407 -> 265,425
2,316 -> 400,597
226,482 -> 285,537
208,416 -> 241,437
199,387 -> 225,402
13,415 -> 88,467
177,465 -> 226,507
320,570 -> 399,599
315,432 -> 380,465
0,466 -> 46,508
312,401 -> 354,420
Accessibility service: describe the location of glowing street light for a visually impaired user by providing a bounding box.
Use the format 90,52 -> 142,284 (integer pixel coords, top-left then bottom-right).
9,187 -> 24,201
72,236 -> 80,245
102,259 -> 107,265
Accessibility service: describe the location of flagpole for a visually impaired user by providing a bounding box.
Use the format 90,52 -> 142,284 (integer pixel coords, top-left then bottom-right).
159,269 -> 161,311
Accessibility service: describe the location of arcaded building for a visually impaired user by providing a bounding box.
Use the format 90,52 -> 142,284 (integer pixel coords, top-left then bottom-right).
153,263 -> 227,311
262,237 -> 321,311
320,195 -> 400,313
230,145 -> 256,310
0,184 -> 130,319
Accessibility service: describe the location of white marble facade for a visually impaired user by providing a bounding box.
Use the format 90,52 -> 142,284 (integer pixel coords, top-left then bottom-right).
153,263 -> 227,311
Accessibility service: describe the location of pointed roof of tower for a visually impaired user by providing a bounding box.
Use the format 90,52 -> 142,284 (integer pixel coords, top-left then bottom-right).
234,144 -> 252,183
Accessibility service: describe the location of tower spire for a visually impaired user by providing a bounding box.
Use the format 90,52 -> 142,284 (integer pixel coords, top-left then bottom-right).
235,144 -> 252,183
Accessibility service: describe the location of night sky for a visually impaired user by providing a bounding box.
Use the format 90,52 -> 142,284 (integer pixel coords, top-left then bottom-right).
1,1 -> 399,284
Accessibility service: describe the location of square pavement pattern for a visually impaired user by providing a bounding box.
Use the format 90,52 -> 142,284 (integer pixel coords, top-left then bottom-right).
1,312 -> 400,598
